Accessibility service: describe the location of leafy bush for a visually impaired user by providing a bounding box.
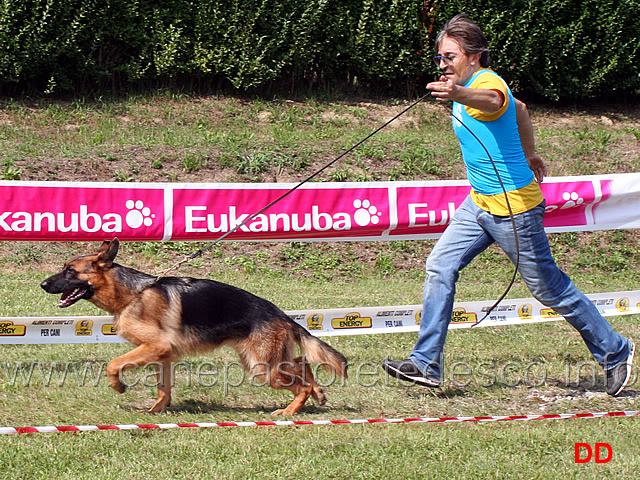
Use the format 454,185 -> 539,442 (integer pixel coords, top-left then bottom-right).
0,0 -> 637,100
436,0 -> 640,101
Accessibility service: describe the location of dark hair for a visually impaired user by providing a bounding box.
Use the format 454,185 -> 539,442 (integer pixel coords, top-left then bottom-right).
435,14 -> 491,67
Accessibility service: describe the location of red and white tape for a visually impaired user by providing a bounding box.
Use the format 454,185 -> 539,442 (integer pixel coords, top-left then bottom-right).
2,410 -> 638,435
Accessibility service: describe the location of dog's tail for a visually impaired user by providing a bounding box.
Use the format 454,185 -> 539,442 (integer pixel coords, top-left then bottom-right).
293,323 -> 348,378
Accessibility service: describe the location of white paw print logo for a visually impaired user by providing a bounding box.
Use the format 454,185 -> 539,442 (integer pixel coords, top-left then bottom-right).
125,200 -> 154,228
353,199 -> 382,227
560,192 -> 584,209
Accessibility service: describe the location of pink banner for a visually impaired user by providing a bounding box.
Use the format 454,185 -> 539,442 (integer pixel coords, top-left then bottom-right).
0,175 -> 637,242
392,183 -> 471,237
171,185 -> 391,241
0,183 -> 165,241
540,179 -> 612,228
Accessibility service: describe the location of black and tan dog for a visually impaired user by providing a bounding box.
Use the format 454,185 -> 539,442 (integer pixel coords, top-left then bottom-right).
40,238 -> 347,415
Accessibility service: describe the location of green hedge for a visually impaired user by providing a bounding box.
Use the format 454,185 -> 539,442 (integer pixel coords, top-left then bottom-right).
439,0 -> 640,101
0,0 -> 638,100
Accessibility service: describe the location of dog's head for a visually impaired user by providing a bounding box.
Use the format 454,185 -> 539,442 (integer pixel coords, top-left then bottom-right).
40,238 -> 120,308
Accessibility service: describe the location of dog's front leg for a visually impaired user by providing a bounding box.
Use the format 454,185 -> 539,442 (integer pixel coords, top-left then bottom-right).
106,357 -> 130,394
106,343 -> 173,409
148,360 -> 173,414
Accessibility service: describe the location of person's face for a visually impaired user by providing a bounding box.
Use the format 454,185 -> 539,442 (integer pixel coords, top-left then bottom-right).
434,35 -> 481,85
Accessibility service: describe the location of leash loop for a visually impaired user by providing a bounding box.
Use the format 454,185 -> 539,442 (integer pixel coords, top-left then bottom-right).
446,106 -> 520,326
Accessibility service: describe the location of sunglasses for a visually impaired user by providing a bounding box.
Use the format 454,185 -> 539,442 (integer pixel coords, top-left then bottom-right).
433,55 -> 456,67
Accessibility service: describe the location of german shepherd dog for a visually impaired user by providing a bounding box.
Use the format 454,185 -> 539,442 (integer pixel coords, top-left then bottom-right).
40,238 -> 348,415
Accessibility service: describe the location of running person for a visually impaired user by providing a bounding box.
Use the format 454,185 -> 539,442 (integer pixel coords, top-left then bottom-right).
382,14 -> 635,396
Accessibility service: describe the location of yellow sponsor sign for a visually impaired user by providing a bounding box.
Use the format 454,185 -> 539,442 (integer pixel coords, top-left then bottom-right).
616,297 -> 630,312
518,304 -> 533,319
307,313 -> 324,331
331,313 -> 372,329
0,321 -> 26,336
75,320 -> 93,336
451,307 -> 477,324
540,308 -> 563,318
102,324 -> 117,335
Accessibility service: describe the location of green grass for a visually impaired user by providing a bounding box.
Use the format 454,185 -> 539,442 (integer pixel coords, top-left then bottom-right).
0,418 -> 635,479
0,94 -> 639,479
0,267 -> 639,479
0,315 -> 638,479
0,418 -> 638,479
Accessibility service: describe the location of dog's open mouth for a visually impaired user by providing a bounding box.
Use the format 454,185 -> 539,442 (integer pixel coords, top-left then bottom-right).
59,287 -> 89,308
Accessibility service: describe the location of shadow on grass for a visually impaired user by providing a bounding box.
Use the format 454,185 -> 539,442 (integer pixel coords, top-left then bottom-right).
399,378 -> 639,400
122,398 -> 363,416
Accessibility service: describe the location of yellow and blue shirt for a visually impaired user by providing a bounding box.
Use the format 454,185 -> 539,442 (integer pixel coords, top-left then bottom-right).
452,69 -> 543,215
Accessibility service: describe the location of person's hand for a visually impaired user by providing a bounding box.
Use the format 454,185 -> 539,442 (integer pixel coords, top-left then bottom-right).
526,153 -> 547,183
426,75 -> 457,102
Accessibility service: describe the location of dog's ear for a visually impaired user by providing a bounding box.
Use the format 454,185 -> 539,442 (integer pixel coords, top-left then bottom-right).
96,237 -> 120,268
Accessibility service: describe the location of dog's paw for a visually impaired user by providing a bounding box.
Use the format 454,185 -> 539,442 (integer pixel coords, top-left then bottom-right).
272,406 -> 302,416
146,397 -> 171,414
110,380 -> 127,394
145,406 -> 167,414
312,388 -> 327,405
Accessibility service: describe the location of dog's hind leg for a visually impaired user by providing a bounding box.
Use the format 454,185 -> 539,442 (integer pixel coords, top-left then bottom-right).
235,322 -> 318,415
293,356 -> 327,406
269,362 -> 314,416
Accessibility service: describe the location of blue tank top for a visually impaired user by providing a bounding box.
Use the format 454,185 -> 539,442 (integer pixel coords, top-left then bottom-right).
452,70 -> 534,196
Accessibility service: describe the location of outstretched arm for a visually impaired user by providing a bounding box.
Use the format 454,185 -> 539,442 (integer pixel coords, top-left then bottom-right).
427,75 -> 504,113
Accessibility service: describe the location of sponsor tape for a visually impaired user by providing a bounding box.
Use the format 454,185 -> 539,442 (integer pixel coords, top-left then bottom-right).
1,410 -> 638,435
1,290 -> 639,344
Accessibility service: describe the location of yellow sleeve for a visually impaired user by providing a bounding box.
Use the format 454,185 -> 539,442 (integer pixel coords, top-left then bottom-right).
464,70 -> 509,122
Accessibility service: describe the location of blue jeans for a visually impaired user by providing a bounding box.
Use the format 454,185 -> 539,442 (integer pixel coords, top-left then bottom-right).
410,196 -> 631,380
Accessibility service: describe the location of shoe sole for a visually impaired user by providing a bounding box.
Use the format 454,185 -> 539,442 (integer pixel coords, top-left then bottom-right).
611,340 -> 635,396
382,362 -> 440,388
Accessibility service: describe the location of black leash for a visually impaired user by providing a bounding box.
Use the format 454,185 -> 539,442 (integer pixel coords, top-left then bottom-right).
447,106 -> 519,327
155,93 -> 431,279
155,94 -> 520,326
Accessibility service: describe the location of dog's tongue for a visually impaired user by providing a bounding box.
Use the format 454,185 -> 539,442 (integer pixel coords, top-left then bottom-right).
59,288 -> 86,308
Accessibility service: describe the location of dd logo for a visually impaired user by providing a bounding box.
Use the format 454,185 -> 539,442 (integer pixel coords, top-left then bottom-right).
574,443 -> 612,463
